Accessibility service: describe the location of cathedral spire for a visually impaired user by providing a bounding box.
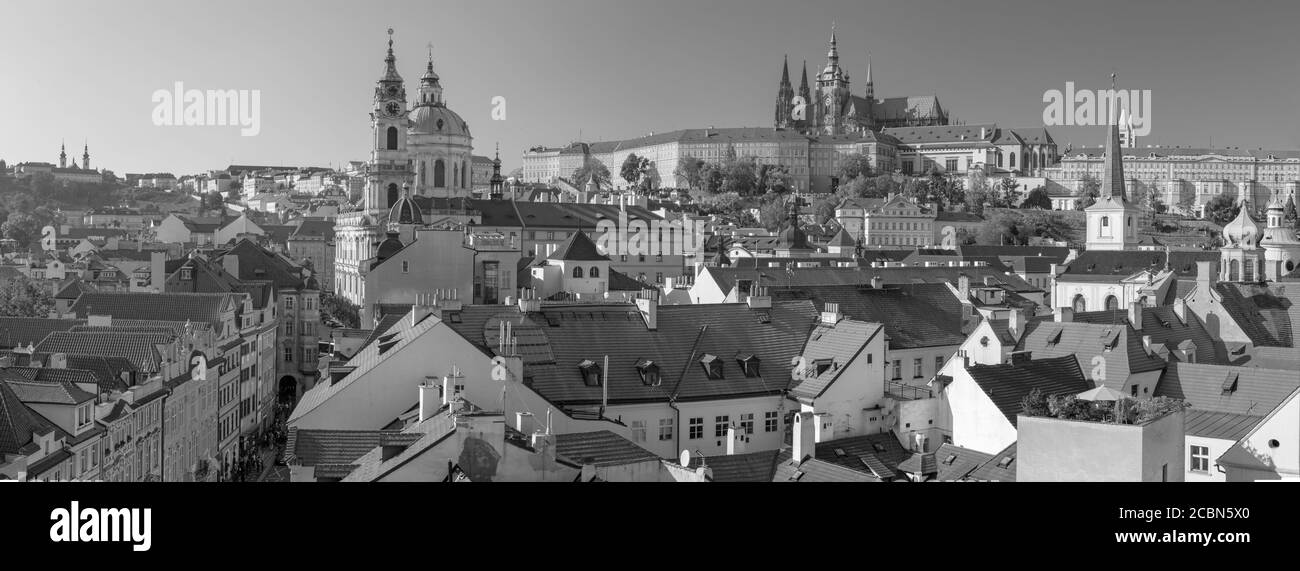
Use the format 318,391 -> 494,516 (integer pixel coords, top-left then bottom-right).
380,28 -> 403,84
1100,73 -> 1127,201
59,140 -> 67,168
780,55 -> 790,85
827,22 -> 839,62
799,60 -> 809,92
82,140 -> 89,170
865,51 -> 874,101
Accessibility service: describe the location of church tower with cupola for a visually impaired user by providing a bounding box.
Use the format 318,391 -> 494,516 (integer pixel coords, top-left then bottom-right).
1260,192 -> 1300,280
1084,75 -> 1141,252
366,28 -> 411,216
406,44 -> 473,200
1220,197 -> 1265,282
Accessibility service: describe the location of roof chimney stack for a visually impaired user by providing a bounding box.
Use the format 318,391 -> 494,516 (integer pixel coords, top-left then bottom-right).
792,412 -> 815,465
821,302 -> 842,324
1128,300 -> 1143,330
1055,307 -> 1073,323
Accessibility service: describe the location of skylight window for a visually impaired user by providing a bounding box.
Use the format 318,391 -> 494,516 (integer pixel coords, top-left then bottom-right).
700,354 -> 723,380
736,354 -> 761,377
1220,372 -> 1239,394
943,454 -> 956,465
997,456 -> 1014,469
635,359 -> 660,387
578,359 -> 602,387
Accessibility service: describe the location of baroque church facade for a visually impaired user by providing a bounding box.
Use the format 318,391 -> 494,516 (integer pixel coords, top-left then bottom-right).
335,30 -> 476,305
774,26 -> 949,136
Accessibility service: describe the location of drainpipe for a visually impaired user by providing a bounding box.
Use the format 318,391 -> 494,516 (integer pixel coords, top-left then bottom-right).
668,396 -> 681,461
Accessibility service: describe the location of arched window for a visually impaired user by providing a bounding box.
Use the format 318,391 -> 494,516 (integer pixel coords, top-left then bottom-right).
1229,259 -> 1240,282
463,160 -> 470,188
386,183 -> 399,208
1072,294 -> 1086,313
386,126 -> 398,150
572,266 -> 584,278
419,161 -> 426,185
1105,295 -> 1119,311
589,266 -> 600,278
1287,260 -> 1295,273
1010,153 -> 1016,168
453,163 -> 459,188
997,151 -> 1004,168
434,159 -> 446,187
1244,259 -> 1255,282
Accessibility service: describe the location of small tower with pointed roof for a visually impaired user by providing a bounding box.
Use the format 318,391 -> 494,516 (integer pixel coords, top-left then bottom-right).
1260,192 -> 1300,279
1220,195 -> 1265,282
489,143 -> 505,200
1084,74 -> 1141,252
59,141 -> 67,168
81,141 -> 90,170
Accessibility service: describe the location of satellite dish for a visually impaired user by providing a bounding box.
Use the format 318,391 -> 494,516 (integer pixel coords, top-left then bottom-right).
679,449 -> 691,467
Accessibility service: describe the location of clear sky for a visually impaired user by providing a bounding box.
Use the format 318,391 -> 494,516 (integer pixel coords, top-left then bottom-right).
3,0 -> 1298,176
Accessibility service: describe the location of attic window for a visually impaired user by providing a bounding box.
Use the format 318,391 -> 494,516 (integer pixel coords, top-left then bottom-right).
578,359 -> 602,386
997,456 -> 1014,469
943,454 -> 957,465
378,340 -> 399,355
1101,329 -> 1121,351
378,332 -> 399,344
755,312 -> 771,324
813,358 -> 833,376
448,312 -> 462,324
1220,372 -> 1239,394
635,359 -> 661,386
181,268 -> 193,280
833,448 -> 846,458
979,336 -> 990,347
1046,328 -> 1063,346
872,443 -> 886,453
545,315 -> 561,327
736,354 -> 760,377
700,354 -> 723,380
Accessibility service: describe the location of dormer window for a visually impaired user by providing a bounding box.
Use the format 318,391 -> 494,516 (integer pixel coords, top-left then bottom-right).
181,268 -> 193,281
1220,372 -> 1239,394
812,358 -> 834,376
635,359 -> 660,386
700,354 -> 723,380
736,354 -> 760,377
578,359 -> 602,386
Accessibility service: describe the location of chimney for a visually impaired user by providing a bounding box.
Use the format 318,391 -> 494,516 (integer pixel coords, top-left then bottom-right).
418,377 -> 440,422
87,315 -> 112,327
48,353 -> 67,369
517,288 -> 542,313
636,297 -> 657,330
792,412 -> 815,464
515,411 -> 535,435
1055,307 -> 1073,323
1128,300 -> 1143,330
1008,308 -> 1023,339
1196,260 -> 1215,292
411,293 -> 434,325
1142,335 -> 1153,355
979,127 -> 987,139
726,426 -> 747,455
820,302 -> 842,325
580,460 -> 598,482
870,275 -> 883,289
958,273 -> 970,299
1173,298 -> 1188,325
813,412 -> 833,443
222,254 -> 239,278
442,375 -> 455,406
746,286 -> 771,309
150,251 -> 165,292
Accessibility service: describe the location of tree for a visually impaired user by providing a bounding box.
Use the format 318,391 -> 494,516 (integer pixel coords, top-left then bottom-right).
1203,192 -> 1240,226
965,170 -> 990,215
320,292 -> 360,329
0,277 -> 54,317
621,153 -> 645,188
837,153 -> 873,182
698,162 -> 725,194
1022,186 -> 1052,210
720,157 -> 758,196
203,191 -> 224,212
1,212 -> 40,247
757,197 -> 788,231
995,177 -> 1022,208
1177,186 -> 1197,216
571,158 -> 611,189
674,155 -> 705,190
757,163 -> 792,194
1074,174 -> 1100,210
1285,196 -> 1298,230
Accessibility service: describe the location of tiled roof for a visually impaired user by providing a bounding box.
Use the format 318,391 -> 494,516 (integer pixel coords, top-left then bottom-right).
26,447 -> 72,476
1182,409 -> 1263,441
1072,307 -> 1226,365
54,280 -> 95,300
100,400 -> 130,424
547,231 -> 608,262
789,319 -> 882,400
5,367 -> 102,393
958,245 -> 1070,263
0,381 -> 43,455
1060,146 -> 1300,160
813,433 -> 911,480
1060,250 -> 1218,278
771,283 -> 965,350
897,452 -> 938,476
702,264 -> 1032,297
965,355 -> 1092,426
215,239 -> 308,290
933,443 -> 994,481
964,442 -> 1017,482
340,412 -> 459,482
290,218 -> 336,242
1212,283 -> 1300,348
69,292 -> 236,331
1,376 -> 96,405
36,332 -> 174,373
772,448 -> 877,482
443,301 -> 818,407
1153,362 -> 1300,416
358,308 -> 410,353
1014,320 -> 1167,390
554,430 -> 659,467
285,427 -> 420,466
468,199 -> 665,231
699,450 -> 782,482
826,228 -> 856,247
0,318 -> 85,349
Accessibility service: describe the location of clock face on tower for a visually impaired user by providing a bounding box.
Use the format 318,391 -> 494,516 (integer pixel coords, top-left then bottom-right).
384,101 -> 402,118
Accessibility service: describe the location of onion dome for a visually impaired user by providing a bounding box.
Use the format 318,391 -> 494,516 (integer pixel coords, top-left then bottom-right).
1222,200 -> 1262,248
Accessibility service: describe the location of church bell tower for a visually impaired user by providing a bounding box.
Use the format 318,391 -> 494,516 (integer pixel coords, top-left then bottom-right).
366,28 -> 411,216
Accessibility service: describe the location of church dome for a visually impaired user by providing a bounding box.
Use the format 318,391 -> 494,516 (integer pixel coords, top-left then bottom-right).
409,105 -> 469,136
388,192 -> 424,225
375,231 -> 404,264
1222,201 -> 1262,248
